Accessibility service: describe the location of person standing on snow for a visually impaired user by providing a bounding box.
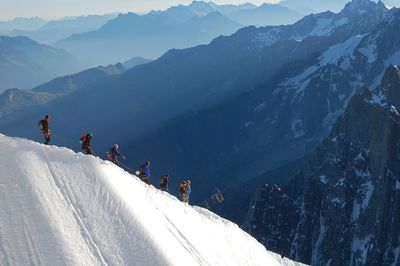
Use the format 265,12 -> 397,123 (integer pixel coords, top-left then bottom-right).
38,114 -> 51,145
179,180 -> 191,203
107,144 -> 125,165
160,174 -> 170,192
81,132 -> 93,155
138,161 -> 151,184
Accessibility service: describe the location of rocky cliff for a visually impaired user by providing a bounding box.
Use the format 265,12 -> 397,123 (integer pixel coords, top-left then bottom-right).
244,65 -> 400,266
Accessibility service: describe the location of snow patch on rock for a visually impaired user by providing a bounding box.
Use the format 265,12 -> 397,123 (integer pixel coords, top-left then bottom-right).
320,175 -> 328,184
365,89 -> 387,107
358,41 -> 378,64
319,35 -> 364,70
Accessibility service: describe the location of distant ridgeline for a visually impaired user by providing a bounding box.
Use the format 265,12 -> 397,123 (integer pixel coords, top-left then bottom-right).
0,36 -> 81,92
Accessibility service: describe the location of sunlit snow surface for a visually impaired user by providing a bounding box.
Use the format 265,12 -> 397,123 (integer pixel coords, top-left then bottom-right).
0,134 -> 305,266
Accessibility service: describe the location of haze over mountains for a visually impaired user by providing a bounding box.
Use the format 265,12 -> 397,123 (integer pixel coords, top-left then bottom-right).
2,0 -> 400,265
0,0 -> 397,195
0,63 -> 128,119
280,0 -> 399,14
0,1 -> 306,87
0,17 -> 47,35
56,10 -> 241,66
10,14 -> 116,44
54,0 -> 304,67
0,36 -> 80,92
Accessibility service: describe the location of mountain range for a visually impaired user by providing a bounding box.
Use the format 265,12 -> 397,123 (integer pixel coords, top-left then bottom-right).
0,1 -> 306,70
0,0 -> 395,199
9,14 -> 115,44
0,63 -> 127,119
55,1 -> 304,67
1,0 -> 400,265
55,10 -> 241,67
0,17 -> 47,35
116,0 -> 395,200
0,36 -> 81,92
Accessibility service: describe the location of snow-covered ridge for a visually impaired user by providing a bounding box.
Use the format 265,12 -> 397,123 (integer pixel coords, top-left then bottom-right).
0,134 -> 305,266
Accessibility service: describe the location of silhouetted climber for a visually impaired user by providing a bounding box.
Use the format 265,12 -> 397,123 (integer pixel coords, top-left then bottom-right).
179,180 -> 191,203
38,114 -> 51,145
107,144 -> 125,165
80,132 -> 93,155
160,174 -> 170,192
138,161 -> 151,184
211,188 -> 224,203
204,188 -> 224,209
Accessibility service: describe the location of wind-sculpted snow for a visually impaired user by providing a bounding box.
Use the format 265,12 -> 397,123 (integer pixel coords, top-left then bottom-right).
0,134 -> 304,266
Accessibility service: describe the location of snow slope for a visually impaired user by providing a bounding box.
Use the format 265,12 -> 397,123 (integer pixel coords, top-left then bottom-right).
0,134 -> 305,266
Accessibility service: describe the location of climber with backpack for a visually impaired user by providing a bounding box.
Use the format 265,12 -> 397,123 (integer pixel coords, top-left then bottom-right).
160,174 -> 170,192
38,114 -> 51,145
179,179 -> 191,203
138,161 -> 151,184
107,144 -> 125,165
80,132 -> 93,155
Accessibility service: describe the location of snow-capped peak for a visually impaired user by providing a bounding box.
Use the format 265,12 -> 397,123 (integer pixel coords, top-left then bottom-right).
0,134 -> 305,266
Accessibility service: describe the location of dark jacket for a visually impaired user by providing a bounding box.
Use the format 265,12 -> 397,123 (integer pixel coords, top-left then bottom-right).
160,175 -> 169,186
40,119 -> 49,132
109,147 -> 120,159
82,134 -> 92,148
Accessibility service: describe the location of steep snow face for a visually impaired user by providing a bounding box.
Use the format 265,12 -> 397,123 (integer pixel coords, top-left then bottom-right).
0,134 -> 304,266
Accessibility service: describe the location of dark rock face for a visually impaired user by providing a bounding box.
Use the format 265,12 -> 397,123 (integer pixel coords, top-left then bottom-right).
243,65 -> 400,266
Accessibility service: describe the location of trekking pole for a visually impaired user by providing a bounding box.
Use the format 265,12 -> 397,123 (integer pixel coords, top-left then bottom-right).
118,161 -> 134,173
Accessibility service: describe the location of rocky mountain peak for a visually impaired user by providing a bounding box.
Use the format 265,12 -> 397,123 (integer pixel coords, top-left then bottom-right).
341,0 -> 388,16
97,63 -> 126,75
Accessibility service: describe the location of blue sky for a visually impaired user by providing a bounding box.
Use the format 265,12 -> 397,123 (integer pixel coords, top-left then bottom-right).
1,0 -> 279,20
